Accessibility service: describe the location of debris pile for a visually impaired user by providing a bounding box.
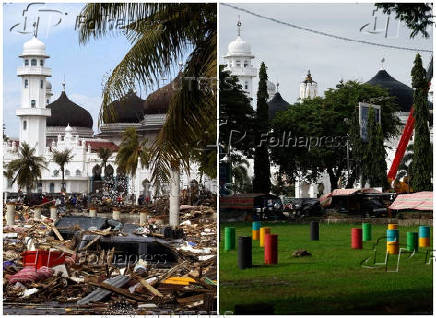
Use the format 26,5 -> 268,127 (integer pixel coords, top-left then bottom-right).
292,249 -> 312,257
3,202 -> 216,314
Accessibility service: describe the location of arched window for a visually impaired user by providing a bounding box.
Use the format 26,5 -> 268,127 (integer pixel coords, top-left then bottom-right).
47,99 -> 49,104
244,60 -> 248,67
23,120 -> 27,130
76,169 -> 81,176
244,81 -> 248,90
31,100 -> 36,108
49,183 -> 55,193
24,59 -> 29,66
40,60 -> 44,66
40,80 -> 44,89
65,170 -> 70,176
24,79 -> 28,88
236,60 -> 241,67
92,165 -> 102,180
31,59 -> 37,66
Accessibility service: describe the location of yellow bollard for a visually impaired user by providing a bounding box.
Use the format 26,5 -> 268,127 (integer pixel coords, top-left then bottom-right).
252,230 -> 260,240
387,241 -> 399,254
260,227 -> 271,247
387,224 -> 398,230
419,237 -> 430,248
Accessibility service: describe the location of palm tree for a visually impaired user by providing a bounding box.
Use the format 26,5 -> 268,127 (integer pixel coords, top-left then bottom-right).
116,128 -> 151,202
5,142 -> 46,194
98,147 -> 113,177
52,149 -> 74,193
115,127 -> 150,176
232,158 -> 252,194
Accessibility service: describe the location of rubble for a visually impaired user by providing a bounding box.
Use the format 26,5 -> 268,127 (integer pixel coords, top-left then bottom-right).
3,201 -> 216,314
292,249 -> 312,257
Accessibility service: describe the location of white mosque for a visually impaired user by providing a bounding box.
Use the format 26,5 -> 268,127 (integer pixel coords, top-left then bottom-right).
223,18 -> 432,198
3,36 -> 215,200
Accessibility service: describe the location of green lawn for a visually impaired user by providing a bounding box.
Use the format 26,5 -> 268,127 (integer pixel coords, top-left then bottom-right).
219,222 -> 433,314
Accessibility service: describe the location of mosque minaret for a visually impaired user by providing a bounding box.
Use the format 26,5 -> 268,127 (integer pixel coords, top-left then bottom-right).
223,18 -> 257,101
299,70 -> 318,100
16,36 -> 52,156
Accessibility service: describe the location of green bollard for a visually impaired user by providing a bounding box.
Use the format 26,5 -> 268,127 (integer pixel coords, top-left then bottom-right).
224,227 -> 236,251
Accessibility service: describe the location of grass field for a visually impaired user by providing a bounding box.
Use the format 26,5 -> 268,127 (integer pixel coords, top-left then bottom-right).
219,222 -> 433,314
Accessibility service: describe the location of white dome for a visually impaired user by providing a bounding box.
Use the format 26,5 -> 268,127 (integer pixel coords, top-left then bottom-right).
227,36 -> 251,55
267,80 -> 276,91
65,123 -> 73,132
21,37 -> 47,56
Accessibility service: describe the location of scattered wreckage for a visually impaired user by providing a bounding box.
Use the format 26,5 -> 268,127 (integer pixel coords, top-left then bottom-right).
3,202 -> 217,314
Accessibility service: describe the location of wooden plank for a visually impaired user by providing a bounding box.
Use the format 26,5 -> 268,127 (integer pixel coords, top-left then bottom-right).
50,225 -> 64,241
49,243 -> 75,255
88,281 -> 147,302
132,274 -> 163,298
79,235 -> 101,251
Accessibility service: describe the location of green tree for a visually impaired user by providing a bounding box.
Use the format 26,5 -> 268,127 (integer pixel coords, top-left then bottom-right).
363,107 -> 388,189
78,3 -> 216,184
115,127 -> 150,177
97,147 -> 113,175
231,157 -> 252,194
410,53 -> 432,191
375,3 -> 433,38
52,149 -> 74,193
253,62 -> 271,193
219,66 -> 255,157
6,143 -> 46,194
271,81 -> 400,191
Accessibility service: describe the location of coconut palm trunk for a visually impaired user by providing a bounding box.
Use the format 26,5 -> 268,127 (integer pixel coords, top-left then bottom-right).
169,166 -> 180,228
61,168 -> 65,192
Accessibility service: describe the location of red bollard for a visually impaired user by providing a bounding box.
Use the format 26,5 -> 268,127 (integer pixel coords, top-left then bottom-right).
351,228 -> 363,249
264,234 -> 278,264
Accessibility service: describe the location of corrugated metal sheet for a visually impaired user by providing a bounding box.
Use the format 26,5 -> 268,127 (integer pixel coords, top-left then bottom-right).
77,275 -> 130,305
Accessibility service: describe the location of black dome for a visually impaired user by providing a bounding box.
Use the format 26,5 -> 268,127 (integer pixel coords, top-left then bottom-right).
366,70 -> 414,112
143,76 -> 180,114
103,90 -> 145,124
47,91 -> 93,128
268,92 -> 290,120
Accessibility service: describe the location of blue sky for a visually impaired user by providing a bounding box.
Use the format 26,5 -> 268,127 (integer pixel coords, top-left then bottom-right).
3,3 -> 184,138
220,3 -> 433,107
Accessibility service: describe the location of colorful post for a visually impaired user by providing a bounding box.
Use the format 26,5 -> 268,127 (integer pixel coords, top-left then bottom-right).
406,232 -> 418,252
260,227 -> 271,247
362,223 -> 372,241
418,226 -> 430,248
388,223 -> 398,230
351,228 -> 362,249
252,221 -> 261,240
238,236 -> 252,269
224,227 -> 236,251
311,221 -> 319,241
387,229 -> 399,254
264,234 -> 278,265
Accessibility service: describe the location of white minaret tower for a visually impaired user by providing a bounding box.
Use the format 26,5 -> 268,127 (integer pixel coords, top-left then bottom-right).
16,36 -> 51,156
45,80 -> 53,105
299,70 -> 318,100
224,17 -> 257,101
